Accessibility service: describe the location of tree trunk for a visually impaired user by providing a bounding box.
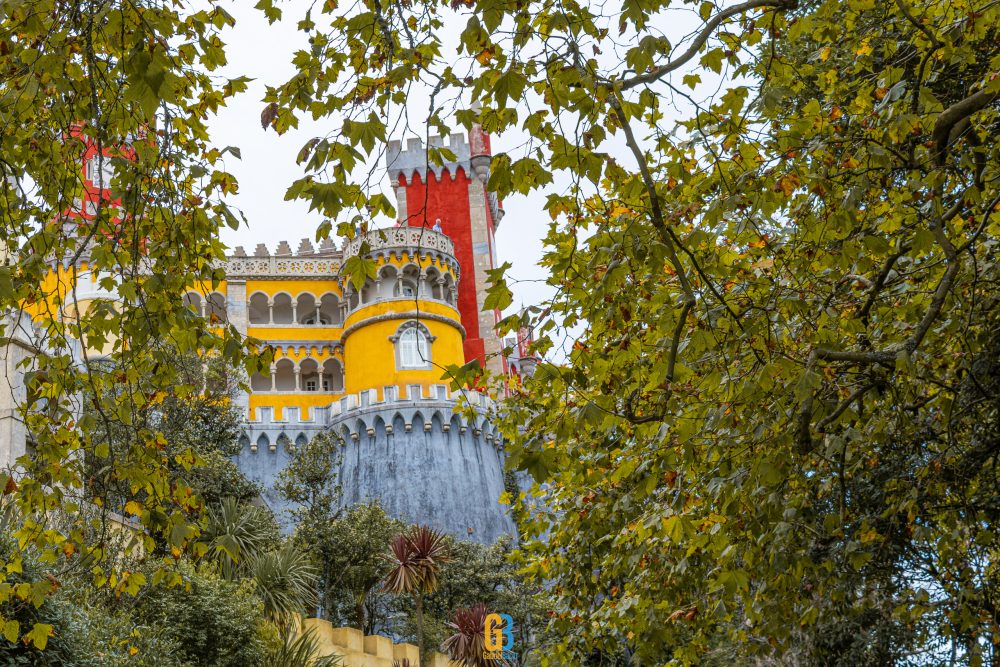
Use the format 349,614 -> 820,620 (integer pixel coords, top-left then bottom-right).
355,595 -> 365,632
415,592 -> 425,663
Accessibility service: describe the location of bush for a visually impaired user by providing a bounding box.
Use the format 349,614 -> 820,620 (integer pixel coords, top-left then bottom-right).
133,563 -> 269,667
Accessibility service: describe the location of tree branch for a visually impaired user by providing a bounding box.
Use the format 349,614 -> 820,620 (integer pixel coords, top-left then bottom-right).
817,383 -> 877,432
608,95 -> 696,305
620,0 -> 798,91
858,244 -> 909,325
667,301 -> 693,382
932,88 -> 1000,166
893,0 -> 941,48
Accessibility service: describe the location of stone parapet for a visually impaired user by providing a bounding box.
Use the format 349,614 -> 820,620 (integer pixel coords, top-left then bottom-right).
245,383 -> 497,427
387,133 -> 472,186
344,227 -> 457,267
298,622 -> 452,667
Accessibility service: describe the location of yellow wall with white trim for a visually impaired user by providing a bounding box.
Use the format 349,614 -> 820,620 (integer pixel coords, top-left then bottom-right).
342,299 -> 463,397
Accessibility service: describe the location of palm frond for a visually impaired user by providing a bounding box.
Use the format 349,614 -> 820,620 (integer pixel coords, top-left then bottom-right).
383,533 -> 423,594
443,603 -> 502,667
251,541 -> 319,623
407,525 -> 451,593
202,497 -> 273,580
267,625 -> 341,667
383,526 -> 452,594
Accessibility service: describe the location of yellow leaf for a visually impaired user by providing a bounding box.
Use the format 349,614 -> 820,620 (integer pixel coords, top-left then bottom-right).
24,623 -> 53,651
856,40 -> 872,56
124,501 -> 142,516
776,173 -> 800,196
819,46 -> 831,61
2,619 -> 19,643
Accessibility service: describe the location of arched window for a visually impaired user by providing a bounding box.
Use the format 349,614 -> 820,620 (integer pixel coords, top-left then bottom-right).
274,359 -> 296,391
206,292 -> 227,323
392,322 -> 434,370
183,292 -> 202,316
272,293 -> 294,324
319,293 -> 341,325
425,267 -> 442,300
379,266 -> 398,299
396,265 -> 420,298
297,293 -> 318,324
248,292 -> 270,324
323,358 -> 344,392
300,358 -> 320,391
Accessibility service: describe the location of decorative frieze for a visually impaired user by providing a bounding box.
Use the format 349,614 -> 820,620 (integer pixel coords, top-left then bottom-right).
223,256 -> 342,280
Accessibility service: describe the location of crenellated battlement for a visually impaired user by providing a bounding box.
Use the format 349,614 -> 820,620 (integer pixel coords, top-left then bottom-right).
245,383 -> 496,429
386,132 -> 475,186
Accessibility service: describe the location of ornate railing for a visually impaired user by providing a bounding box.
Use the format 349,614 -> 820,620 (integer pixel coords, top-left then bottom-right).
343,227 -> 455,259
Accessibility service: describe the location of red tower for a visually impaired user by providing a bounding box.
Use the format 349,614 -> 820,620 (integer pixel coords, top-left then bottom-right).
386,124 -> 506,375
63,124 -> 140,232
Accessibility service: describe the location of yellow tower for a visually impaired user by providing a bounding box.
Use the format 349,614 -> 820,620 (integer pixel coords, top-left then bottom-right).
341,226 -> 464,400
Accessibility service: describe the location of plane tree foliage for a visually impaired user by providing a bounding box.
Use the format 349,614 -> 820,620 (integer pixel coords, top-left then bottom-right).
3,0 -> 999,662
261,0 -> 1000,662
0,0 -> 268,649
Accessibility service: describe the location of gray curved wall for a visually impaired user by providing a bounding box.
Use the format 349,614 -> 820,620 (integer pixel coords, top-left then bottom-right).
234,399 -> 516,544
331,401 -> 515,544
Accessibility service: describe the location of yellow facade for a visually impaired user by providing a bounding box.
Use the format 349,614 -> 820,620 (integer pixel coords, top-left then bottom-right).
342,298 -> 463,397
38,228 -> 466,424
31,262 -> 122,357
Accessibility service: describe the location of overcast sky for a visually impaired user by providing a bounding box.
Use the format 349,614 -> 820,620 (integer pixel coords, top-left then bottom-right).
207,1 -> 710,327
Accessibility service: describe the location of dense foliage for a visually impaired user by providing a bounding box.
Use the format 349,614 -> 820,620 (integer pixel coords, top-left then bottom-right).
131,562 -> 271,667
0,0 -> 270,645
6,0 -> 999,663
256,0 -> 1000,662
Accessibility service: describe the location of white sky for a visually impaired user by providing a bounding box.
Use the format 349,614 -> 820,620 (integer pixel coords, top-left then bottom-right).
207,1 -> 713,324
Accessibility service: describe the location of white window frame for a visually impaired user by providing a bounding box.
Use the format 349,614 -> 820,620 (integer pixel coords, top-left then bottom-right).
86,155 -> 115,189
390,321 -> 435,370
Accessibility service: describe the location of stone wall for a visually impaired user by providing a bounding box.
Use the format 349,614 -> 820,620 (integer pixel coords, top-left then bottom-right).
300,620 -> 459,666
331,398 -> 514,544
0,311 -> 37,468
235,385 -> 517,544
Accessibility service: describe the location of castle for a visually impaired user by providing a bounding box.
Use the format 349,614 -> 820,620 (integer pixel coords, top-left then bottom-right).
1,122 -> 533,545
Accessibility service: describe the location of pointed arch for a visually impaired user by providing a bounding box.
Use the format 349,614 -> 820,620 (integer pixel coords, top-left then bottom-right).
271,292 -> 294,323
296,292 -> 318,324
274,358 -> 296,391
319,293 -> 341,325
183,292 -> 203,316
